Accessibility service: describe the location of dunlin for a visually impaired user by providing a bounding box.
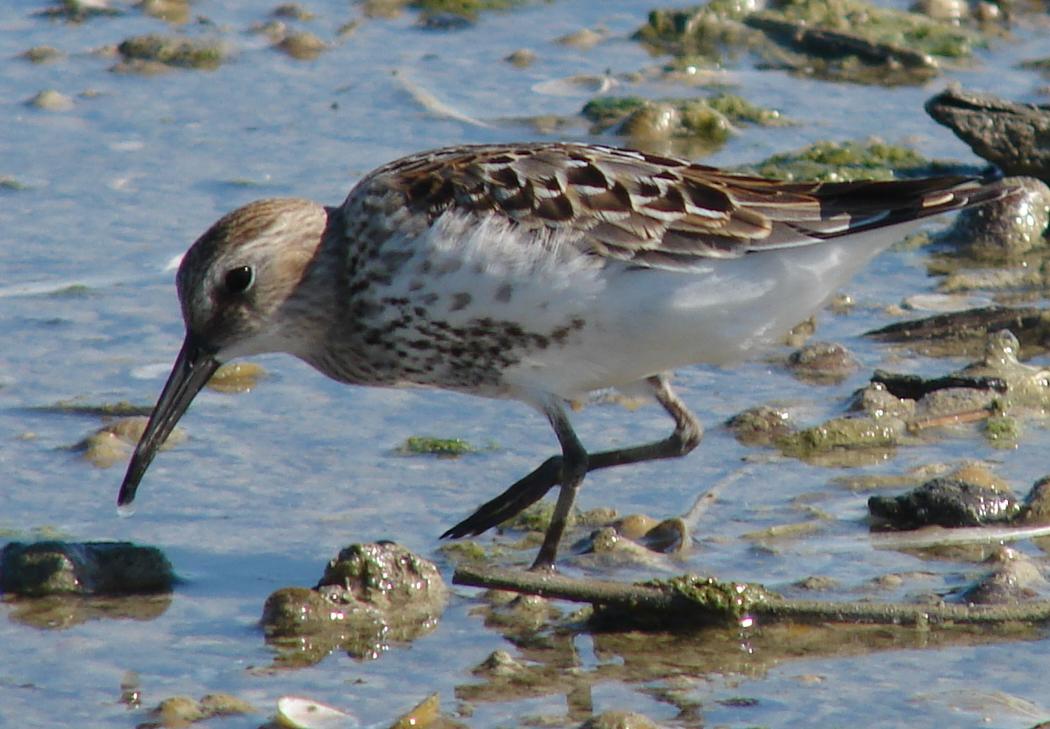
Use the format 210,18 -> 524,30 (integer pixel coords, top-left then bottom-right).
117,143 -> 1003,568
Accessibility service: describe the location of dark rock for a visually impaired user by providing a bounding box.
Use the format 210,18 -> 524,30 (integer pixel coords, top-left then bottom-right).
926,87 -> 1050,182
868,477 -> 1021,529
0,541 -> 174,596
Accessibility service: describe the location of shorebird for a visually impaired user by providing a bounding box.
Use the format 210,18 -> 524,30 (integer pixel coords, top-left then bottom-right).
116,142 -> 1003,569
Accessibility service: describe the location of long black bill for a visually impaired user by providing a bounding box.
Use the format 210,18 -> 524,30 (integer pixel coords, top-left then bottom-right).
117,335 -> 221,508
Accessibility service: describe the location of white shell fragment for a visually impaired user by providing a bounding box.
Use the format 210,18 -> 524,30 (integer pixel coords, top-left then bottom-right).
275,696 -> 358,729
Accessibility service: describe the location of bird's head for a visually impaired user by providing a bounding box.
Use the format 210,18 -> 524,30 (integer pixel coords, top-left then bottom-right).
117,198 -> 329,508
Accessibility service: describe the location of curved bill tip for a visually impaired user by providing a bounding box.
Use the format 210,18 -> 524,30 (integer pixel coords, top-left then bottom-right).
117,335 -> 221,508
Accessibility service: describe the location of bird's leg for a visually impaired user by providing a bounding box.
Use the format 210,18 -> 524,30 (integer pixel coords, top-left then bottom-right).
587,375 -> 702,470
441,376 -> 703,560
530,401 -> 588,570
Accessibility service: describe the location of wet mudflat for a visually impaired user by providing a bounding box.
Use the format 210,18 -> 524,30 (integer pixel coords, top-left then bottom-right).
2,0 -> 1050,727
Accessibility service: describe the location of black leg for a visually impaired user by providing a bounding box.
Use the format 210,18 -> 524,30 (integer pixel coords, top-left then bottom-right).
530,402 -> 588,570
587,375 -> 702,471
441,375 -> 704,565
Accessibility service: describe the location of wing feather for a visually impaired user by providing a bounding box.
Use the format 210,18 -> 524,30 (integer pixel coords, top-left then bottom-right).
350,142 -> 1003,271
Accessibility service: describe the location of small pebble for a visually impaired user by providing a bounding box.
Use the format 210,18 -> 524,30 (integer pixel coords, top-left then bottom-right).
27,90 -> 74,111
786,341 -> 858,384
555,27 -> 605,49
21,46 -> 64,63
275,31 -> 326,60
504,48 -> 536,68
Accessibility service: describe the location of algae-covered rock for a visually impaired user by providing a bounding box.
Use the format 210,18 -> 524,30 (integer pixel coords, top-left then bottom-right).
655,575 -> 774,622
637,0 -> 983,85
777,415 -> 904,456
116,34 -> 227,70
634,0 -> 762,59
581,93 -> 783,156
0,541 -> 175,596
261,542 -> 446,663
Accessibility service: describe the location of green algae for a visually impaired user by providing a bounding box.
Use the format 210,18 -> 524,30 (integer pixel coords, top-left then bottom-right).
706,92 -> 783,124
397,435 -> 481,456
739,140 -> 930,181
500,500 -> 560,533
648,575 -> 774,621
37,399 -> 152,417
581,96 -> 647,129
983,414 -> 1021,447
412,0 -> 529,17
581,92 -> 782,133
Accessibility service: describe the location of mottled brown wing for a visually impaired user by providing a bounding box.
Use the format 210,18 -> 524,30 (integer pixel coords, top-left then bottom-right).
365,143 -> 999,270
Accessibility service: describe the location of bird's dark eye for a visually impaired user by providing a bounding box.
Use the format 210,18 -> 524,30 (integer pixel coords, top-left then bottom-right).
223,266 -> 254,294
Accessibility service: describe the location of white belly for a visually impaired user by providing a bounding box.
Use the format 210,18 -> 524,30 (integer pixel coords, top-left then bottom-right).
380,212 -> 921,401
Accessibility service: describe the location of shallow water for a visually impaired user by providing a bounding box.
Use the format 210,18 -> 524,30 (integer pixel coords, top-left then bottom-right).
3,1 -> 1050,727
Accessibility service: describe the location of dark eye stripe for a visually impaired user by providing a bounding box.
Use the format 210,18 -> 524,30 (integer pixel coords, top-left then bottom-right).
224,266 -> 254,294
